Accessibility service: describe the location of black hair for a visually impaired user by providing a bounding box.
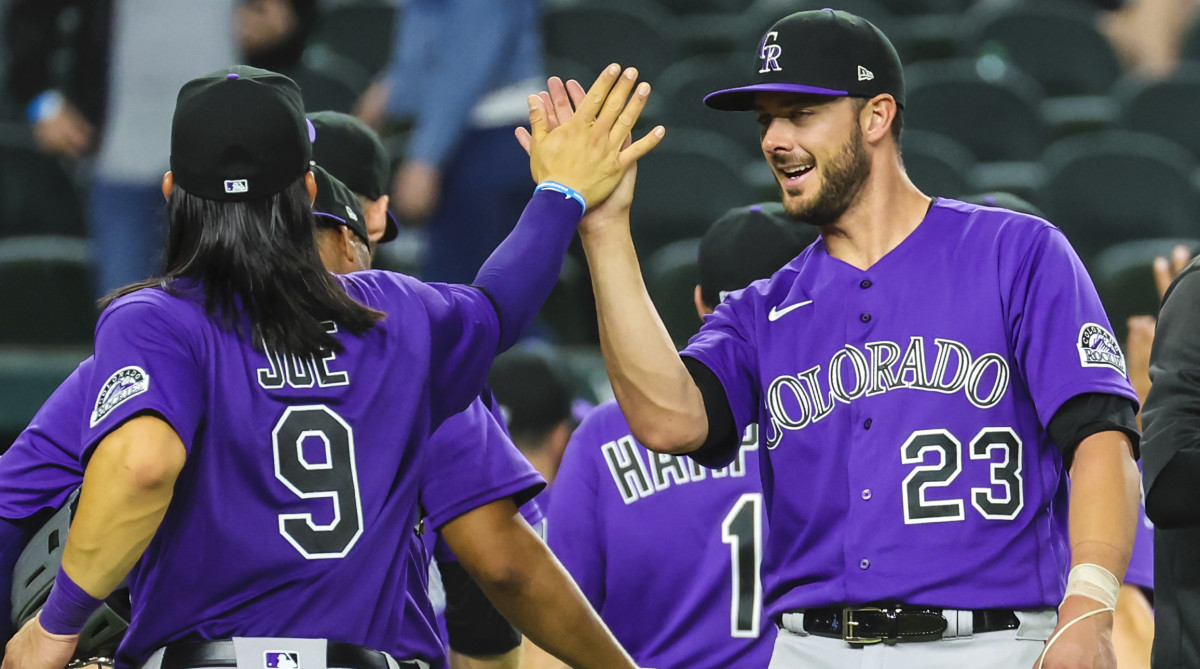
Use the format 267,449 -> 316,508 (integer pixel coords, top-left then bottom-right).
102,177 -> 382,358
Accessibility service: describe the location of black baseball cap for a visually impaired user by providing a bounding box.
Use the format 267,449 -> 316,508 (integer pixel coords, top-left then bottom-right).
704,9 -> 904,112
308,111 -> 399,242
489,349 -> 573,439
171,65 -> 313,201
312,165 -> 369,244
699,202 -> 817,307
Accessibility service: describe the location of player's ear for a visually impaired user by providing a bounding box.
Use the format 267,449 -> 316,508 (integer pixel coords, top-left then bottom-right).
161,171 -> 174,201
694,285 -> 713,321
305,170 -> 317,205
861,94 -> 897,145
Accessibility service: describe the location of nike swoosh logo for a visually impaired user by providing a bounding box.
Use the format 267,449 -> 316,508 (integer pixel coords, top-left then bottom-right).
768,300 -> 813,321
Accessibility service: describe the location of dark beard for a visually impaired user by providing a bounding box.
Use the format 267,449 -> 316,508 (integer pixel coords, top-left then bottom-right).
782,124 -> 871,227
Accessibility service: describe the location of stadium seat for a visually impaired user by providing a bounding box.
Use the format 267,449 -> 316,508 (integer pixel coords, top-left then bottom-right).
542,4 -> 680,82
630,129 -> 763,258
1115,64 -> 1200,160
904,60 -> 1047,162
309,2 -> 396,78
644,238 -> 703,348
1090,238 -> 1200,342
0,236 -> 95,346
959,2 -> 1120,98
538,253 -> 598,347
0,348 -> 90,443
654,55 -> 762,161
900,130 -> 975,198
0,129 -> 87,239
1037,131 -> 1200,262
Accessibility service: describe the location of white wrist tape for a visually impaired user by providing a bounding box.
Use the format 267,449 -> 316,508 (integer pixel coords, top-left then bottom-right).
1063,563 -> 1120,608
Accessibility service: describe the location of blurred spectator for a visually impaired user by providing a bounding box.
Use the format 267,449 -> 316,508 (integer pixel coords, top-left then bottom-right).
1099,0 -> 1200,80
235,0 -> 361,113
489,348 -> 574,486
355,0 -> 544,283
4,0 -> 236,298
237,0 -> 317,74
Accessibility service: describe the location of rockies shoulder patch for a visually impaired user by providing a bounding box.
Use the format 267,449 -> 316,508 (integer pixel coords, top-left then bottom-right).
1077,323 -> 1126,374
90,366 -> 150,427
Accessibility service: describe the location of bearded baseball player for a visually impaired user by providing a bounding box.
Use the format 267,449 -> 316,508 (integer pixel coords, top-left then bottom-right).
556,9 -> 1140,669
546,202 -> 812,668
3,64 -> 661,669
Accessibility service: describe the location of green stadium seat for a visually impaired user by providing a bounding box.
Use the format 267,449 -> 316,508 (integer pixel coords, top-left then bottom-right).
1090,238 -> 1200,342
542,4 -> 680,82
643,238 -> 702,348
1038,131 -> 1199,262
309,2 -> 396,78
1116,64 -> 1200,160
0,236 -> 95,346
900,130 -> 975,198
960,2 -> 1120,98
905,60 -> 1047,162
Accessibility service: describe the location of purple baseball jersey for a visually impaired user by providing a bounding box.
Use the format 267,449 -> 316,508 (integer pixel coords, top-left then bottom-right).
681,199 -> 1138,619
82,271 -> 500,667
398,394 -> 546,667
547,400 -> 776,668
0,359 -> 93,522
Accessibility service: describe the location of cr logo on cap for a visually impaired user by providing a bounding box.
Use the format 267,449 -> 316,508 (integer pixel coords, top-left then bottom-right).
759,31 -> 782,74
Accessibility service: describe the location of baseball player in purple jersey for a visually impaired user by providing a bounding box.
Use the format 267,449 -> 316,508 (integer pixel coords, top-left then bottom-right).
550,10 -> 1141,669
545,202 -> 813,668
0,164 -> 534,669
3,64 -> 662,669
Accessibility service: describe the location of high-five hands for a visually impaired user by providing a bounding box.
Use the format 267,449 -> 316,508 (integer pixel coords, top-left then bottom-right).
516,64 -> 663,211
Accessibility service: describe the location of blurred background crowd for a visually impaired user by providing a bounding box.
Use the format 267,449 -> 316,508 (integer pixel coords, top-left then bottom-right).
0,0 -> 1197,449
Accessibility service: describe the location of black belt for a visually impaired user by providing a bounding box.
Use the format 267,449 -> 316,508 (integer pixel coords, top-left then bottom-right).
159,640 -> 419,669
782,605 -> 1020,644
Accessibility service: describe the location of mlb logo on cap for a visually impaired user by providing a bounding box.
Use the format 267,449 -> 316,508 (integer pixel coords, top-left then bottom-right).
264,651 -> 299,669
225,179 -> 249,194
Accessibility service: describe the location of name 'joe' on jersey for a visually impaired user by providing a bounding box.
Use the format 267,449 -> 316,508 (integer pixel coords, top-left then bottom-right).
681,198 -> 1137,619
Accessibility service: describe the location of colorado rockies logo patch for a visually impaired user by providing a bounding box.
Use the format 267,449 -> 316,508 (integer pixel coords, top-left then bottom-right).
90,366 -> 150,427
1077,323 -> 1126,374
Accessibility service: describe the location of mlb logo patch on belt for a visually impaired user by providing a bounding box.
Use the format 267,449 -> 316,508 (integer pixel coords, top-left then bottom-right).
264,652 -> 299,669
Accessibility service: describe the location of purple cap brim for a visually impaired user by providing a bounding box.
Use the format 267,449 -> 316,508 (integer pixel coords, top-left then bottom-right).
307,119 -> 317,143
704,83 -> 850,111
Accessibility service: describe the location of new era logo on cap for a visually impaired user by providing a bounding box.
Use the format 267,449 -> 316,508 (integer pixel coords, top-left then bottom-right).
857,65 -> 874,81
224,179 -> 249,194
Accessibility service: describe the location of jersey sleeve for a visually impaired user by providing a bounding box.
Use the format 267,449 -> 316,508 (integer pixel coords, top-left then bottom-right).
81,294 -> 206,455
545,416 -> 607,609
361,272 -> 502,425
679,294 -> 762,466
0,360 -> 90,521
419,398 -> 545,532
1006,226 -> 1138,427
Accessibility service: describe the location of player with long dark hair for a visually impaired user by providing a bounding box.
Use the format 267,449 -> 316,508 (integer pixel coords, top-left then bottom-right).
3,63 -> 661,669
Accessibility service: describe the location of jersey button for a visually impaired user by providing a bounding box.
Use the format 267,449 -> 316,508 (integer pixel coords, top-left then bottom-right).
860,279 -> 872,289
859,559 -> 871,570
864,418 -> 873,429
861,489 -> 872,500
860,313 -> 871,323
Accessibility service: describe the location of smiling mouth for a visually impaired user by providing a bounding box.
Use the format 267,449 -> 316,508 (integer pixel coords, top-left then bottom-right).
779,165 -> 814,181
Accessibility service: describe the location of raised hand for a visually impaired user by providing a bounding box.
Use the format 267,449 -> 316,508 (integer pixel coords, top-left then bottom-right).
1153,243 -> 1192,300
521,65 -> 663,209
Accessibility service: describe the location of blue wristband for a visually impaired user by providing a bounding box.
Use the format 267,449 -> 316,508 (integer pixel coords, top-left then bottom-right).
26,90 -> 63,125
40,568 -> 103,635
533,180 -> 586,214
